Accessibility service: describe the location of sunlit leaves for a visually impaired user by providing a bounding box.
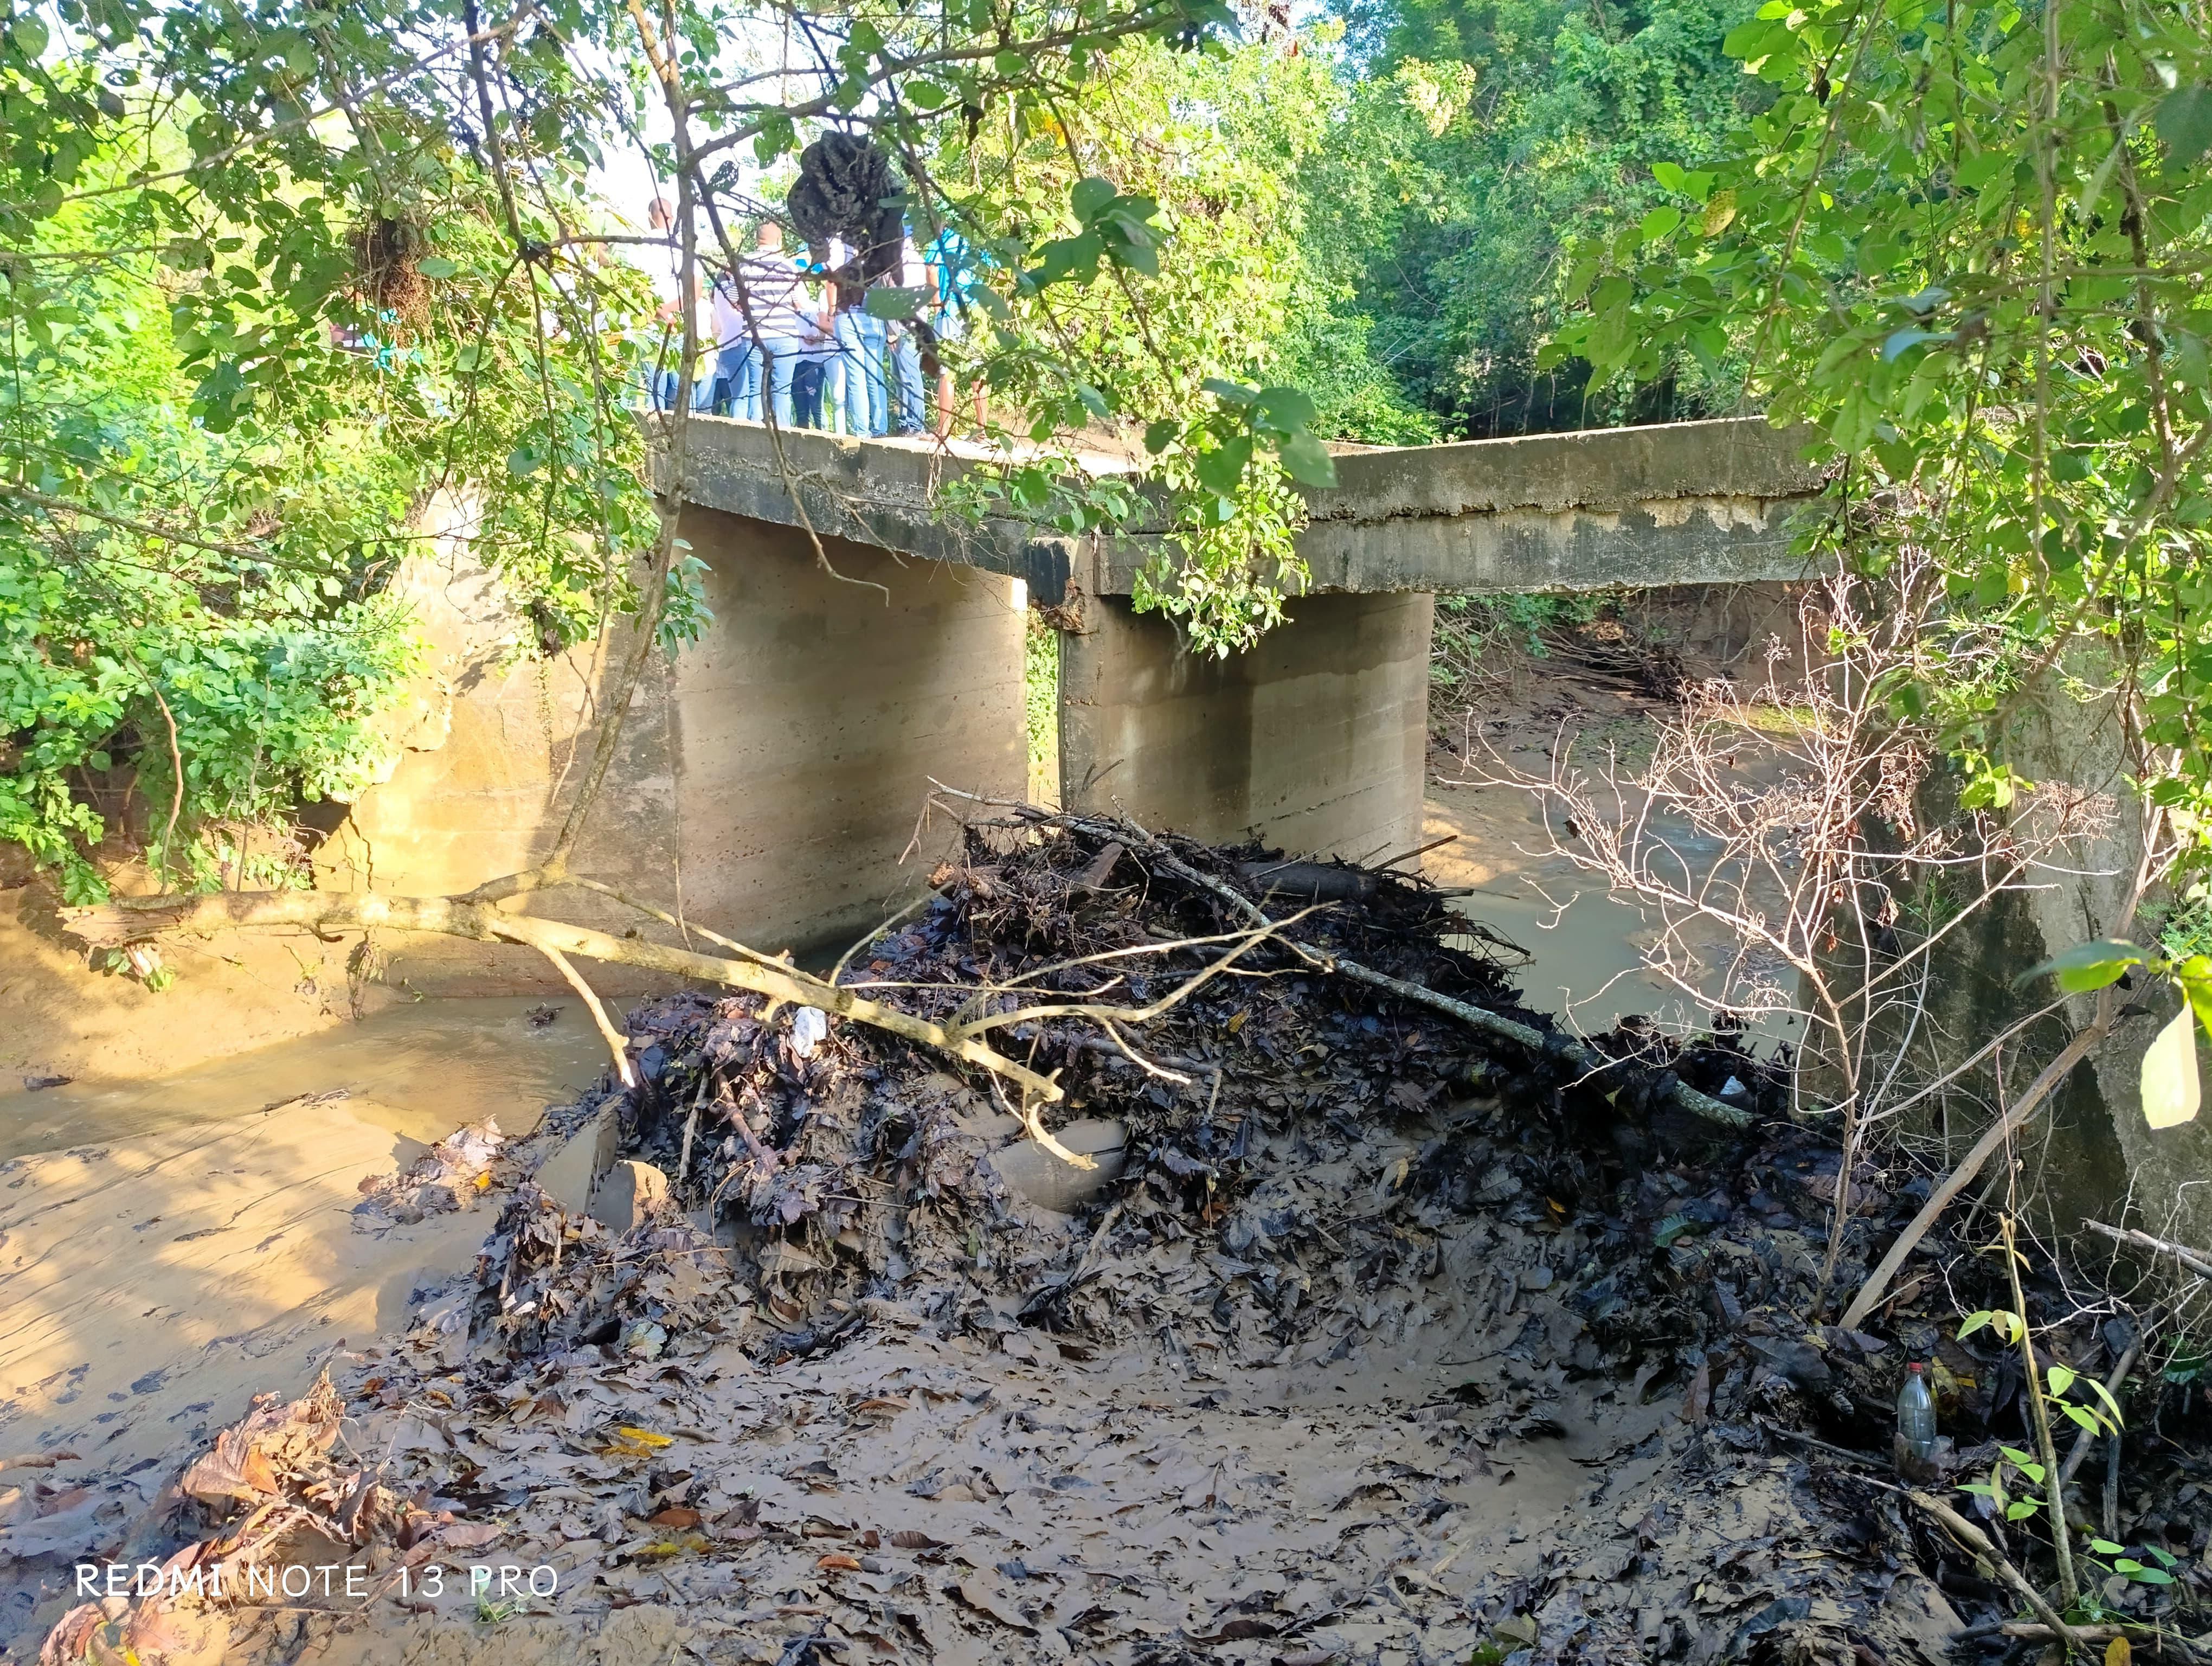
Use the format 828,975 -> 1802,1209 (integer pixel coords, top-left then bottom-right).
1546,0 -> 2212,842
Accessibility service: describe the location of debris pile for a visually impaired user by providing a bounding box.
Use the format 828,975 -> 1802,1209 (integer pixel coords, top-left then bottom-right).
580,809 -> 1784,1357
27,811 -> 2212,1663
34,1375 -> 501,1666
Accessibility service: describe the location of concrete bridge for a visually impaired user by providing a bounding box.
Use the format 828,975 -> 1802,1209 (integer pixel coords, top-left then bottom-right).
334,415 -> 1824,977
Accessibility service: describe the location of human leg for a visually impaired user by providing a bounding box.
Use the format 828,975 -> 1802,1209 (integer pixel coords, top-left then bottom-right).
732,342 -> 762,420
712,344 -> 747,416
767,344 -> 799,428
891,328 -> 925,433
857,312 -> 889,435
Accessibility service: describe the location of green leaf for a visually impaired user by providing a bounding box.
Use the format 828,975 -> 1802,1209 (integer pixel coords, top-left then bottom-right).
2091,1539 -> 2125,1555
2047,1362 -> 2076,1397
2143,1005 -> 2203,1129
1202,377 -> 1258,407
2013,939 -> 2143,993
1652,161 -> 1687,193
417,256 -> 458,279
1881,328 -> 1949,362
864,286 -> 927,319
1071,176 -> 1117,221
1251,385 -> 1316,432
9,14 -> 48,57
2005,1501 -> 2039,1521
1108,240 -> 1159,276
2158,87 -> 2212,168
1194,433 -> 1253,496
1639,205 -> 1682,240
1143,419 -> 1179,456
1277,428 -> 1338,488
1953,151 -> 2010,190
2172,333 -> 2210,392
506,447 -> 542,478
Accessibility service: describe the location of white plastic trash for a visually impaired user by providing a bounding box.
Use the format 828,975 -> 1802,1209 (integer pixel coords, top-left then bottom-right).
791,1006 -> 829,1059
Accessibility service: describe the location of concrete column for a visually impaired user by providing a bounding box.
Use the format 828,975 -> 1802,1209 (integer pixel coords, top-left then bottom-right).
668,512 -> 1027,953
337,511 -> 1026,988
1057,591 -> 1433,862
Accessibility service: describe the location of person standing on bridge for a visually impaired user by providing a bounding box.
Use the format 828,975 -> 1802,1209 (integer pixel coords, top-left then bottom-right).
741,221 -> 814,429
708,262 -> 758,419
924,223 -> 987,439
832,236 -> 890,437
881,226 -> 929,435
640,196 -> 703,412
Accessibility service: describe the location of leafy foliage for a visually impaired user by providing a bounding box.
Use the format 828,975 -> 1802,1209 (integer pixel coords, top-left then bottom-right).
1,0 -> 1330,891
1546,0 -> 2212,836
922,36 -> 1405,652
1308,0 -> 1766,435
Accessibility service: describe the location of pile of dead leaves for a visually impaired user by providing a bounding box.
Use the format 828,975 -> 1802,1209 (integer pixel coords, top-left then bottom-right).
36,1376 -> 500,1666
352,1117 -> 510,1228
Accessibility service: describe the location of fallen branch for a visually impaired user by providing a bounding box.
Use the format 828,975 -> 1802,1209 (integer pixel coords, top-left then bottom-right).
59,888 -> 1063,1102
2086,1219 -> 2212,1283
1956,1621 -> 2208,1659
539,943 -> 636,1088
1894,1486 -> 2090,1659
1838,1000 -> 2117,1330
1004,799 -> 1751,1131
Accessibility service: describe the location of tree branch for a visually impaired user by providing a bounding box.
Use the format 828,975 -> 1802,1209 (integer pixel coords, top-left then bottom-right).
59,888 -> 1064,1101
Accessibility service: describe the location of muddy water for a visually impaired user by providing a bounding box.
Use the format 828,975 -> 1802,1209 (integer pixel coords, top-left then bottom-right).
0,995 -> 610,1163
1426,783 -> 1802,1050
0,996 -> 610,1543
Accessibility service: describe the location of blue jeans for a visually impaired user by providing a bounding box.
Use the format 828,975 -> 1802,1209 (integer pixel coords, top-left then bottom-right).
762,342 -> 802,428
821,347 -> 845,433
794,357 -> 827,428
838,311 -> 889,437
715,342 -> 760,419
890,329 -> 925,433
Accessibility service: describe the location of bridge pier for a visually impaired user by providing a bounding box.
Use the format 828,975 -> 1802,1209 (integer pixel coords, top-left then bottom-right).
664,512 -> 1028,949
1057,591 -> 1434,863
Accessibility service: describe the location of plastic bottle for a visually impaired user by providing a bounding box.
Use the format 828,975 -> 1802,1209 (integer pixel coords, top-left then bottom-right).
1894,1360 -> 1938,1479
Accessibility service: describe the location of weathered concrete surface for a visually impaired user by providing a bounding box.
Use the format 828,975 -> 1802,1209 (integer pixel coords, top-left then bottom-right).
665,511 -> 1026,951
681,415 -> 1828,600
1059,592 -> 1433,861
1988,661 -> 2212,1250
683,420 -> 1090,601
1283,418 -> 1825,597
321,510 -> 1025,988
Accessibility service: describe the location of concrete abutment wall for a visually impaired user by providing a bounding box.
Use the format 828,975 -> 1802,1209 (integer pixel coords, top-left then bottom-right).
330,510 -> 1435,994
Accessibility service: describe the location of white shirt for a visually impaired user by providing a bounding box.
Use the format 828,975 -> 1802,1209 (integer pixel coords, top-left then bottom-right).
737,254 -> 813,345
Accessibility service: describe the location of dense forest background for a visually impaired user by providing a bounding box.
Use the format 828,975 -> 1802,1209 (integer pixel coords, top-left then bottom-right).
1285,0 -> 1759,441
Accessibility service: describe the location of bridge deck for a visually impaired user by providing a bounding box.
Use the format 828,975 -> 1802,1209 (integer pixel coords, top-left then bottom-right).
678,415 -> 1829,602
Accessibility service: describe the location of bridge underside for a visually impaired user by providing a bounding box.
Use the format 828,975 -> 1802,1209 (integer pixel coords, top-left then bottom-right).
668,416 -> 1825,887
335,417 -> 1823,986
